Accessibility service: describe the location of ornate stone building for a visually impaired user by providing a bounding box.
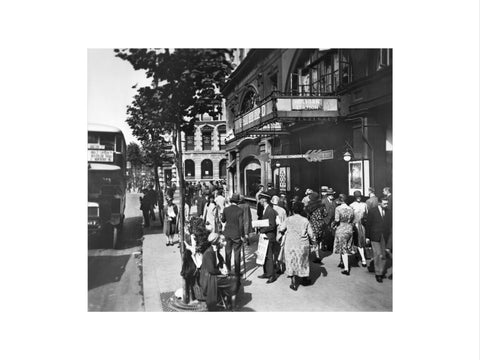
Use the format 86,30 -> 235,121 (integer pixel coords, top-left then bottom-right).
222,49 -> 392,200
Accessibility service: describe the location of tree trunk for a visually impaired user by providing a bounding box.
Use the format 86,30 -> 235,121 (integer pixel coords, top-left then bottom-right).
153,162 -> 162,211
174,125 -> 188,304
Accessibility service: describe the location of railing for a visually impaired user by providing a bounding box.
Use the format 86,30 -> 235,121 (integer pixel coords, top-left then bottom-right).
232,91 -> 339,138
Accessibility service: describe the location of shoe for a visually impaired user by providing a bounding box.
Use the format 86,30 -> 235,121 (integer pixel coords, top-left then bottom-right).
289,283 -> 298,291
301,277 -> 312,286
341,270 -> 350,276
388,274 -> 392,280
313,258 -> 323,264
338,263 -> 345,269
375,275 -> 383,283
266,276 -> 277,284
361,262 -> 367,267
257,274 -> 269,279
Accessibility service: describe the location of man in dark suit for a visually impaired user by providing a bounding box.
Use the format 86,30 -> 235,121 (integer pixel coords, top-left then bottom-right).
238,195 -> 252,245
366,197 -> 392,283
222,193 -> 245,277
266,183 -> 278,198
321,188 -> 336,251
257,192 -> 278,283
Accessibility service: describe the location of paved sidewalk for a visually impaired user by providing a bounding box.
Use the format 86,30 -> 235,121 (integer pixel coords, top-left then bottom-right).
142,196 -> 392,312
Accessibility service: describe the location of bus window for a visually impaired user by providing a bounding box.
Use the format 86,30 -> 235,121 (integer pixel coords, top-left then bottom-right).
99,134 -> 115,151
88,134 -> 99,144
115,136 -> 123,153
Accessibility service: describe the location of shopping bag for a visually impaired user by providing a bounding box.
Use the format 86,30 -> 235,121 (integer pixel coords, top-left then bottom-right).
364,246 -> 374,260
256,234 -> 269,266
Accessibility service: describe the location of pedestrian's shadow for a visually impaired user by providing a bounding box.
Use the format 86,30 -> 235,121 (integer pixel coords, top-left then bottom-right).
309,261 -> 328,285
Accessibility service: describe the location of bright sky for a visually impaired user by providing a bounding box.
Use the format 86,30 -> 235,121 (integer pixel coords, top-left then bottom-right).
87,49 -> 150,145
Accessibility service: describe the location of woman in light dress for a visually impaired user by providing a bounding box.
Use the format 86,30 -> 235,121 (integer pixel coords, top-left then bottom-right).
333,194 -> 354,275
203,195 -> 218,232
279,202 -> 314,291
350,190 -> 368,267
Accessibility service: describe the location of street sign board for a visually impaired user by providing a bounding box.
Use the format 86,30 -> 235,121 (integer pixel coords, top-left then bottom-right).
305,149 -> 334,162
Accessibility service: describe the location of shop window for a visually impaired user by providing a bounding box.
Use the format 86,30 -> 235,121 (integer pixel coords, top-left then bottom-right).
185,160 -> 195,178
201,159 -> 213,179
99,133 -> 115,151
186,135 -> 195,151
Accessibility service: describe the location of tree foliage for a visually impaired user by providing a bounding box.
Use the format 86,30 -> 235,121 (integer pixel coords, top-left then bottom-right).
115,48 -> 234,131
126,142 -> 144,168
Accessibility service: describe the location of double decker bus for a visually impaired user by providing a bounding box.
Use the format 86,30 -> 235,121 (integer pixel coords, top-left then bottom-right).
88,124 -> 127,248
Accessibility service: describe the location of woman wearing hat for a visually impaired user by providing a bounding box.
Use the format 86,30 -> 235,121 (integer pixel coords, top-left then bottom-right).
199,233 -> 238,311
305,192 -> 327,263
350,191 -> 368,267
163,197 -> 178,246
333,194 -> 355,275
203,195 -> 218,232
279,201 -> 314,291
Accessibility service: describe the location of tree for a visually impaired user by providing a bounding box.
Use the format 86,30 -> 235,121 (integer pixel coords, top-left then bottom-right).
126,142 -> 144,191
116,48 -> 234,305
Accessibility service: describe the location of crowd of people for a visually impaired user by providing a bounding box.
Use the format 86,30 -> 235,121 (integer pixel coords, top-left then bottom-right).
140,179 -> 392,311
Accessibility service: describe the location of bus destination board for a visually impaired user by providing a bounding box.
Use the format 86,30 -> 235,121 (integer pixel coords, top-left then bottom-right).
88,150 -> 114,162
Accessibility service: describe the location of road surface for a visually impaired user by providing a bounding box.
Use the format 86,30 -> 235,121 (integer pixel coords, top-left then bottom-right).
88,193 -> 145,311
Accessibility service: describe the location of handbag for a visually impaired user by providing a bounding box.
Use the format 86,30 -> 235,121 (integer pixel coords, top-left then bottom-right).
364,246 -> 374,260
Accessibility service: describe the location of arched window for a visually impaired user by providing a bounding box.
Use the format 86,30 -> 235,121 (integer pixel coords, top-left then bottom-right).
219,159 -> 227,179
201,125 -> 213,151
185,160 -> 195,179
201,159 -> 213,179
217,125 -> 226,150
240,88 -> 257,114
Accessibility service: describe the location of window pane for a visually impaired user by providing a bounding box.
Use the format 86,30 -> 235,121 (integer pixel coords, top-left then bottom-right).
88,134 -> 98,144
115,136 -> 122,152
99,134 -> 115,150
186,135 -> 195,150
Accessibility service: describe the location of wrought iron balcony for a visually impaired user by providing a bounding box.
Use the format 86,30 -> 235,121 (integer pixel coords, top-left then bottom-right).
231,91 -> 339,140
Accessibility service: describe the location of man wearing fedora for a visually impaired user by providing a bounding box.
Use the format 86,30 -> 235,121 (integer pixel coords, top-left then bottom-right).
321,187 -> 337,251
222,193 -> 245,277
257,192 -> 279,283
366,197 -> 392,282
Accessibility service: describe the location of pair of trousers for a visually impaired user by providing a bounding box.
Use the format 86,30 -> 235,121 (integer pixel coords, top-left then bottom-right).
225,237 -> 242,275
263,240 -> 275,277
142,209 -> 150,227
371,235 -> 387,276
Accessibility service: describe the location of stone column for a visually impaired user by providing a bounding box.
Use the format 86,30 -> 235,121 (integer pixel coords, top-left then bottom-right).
236,151 -> 241,195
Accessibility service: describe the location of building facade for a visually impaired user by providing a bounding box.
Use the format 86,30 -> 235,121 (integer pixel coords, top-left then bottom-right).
181,112 -> 228,183
222,49 -> 392,200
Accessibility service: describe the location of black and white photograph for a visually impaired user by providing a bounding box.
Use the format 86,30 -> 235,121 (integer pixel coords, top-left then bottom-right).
3,1 -> 479,359
88,48 -> 394,312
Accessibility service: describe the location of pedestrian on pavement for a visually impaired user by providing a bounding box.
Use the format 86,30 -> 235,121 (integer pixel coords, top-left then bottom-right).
194,192 -> 208,218
238,195 -> 253,246
333,194 -> 355,275
366,197 -> 392,283
157,186 -> 164,226
305,191 -> 327,264
302,188 -> 313,207
257,192 -> 278,284
366,187 -> 379,211
199,233 -> 238,311
266,182 -> 278,198
215,189 -> 226,227
350,191 -> 368,267
293,185 -> 303,200
278,192 -> 290,215
221,193 -> 245,277
164,197 -> 178,246
279,201 -> 314,291
271,195 -> 287,275
255,185 -> 265,220
382,186 -> 393,264
321,187 -> 337,251
140,194 -> 150,228
203,195 -> 218,232
145,184 -> 158,221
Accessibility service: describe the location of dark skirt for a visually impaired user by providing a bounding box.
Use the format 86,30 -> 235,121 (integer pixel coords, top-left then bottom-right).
164,218 -> 177,236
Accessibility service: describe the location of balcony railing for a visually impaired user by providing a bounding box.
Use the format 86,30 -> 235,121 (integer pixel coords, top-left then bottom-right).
232,91 -> 338,139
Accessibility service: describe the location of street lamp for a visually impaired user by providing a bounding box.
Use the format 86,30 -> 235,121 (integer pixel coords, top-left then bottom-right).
343,141 -> 354,162
275,162 -> 281,168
